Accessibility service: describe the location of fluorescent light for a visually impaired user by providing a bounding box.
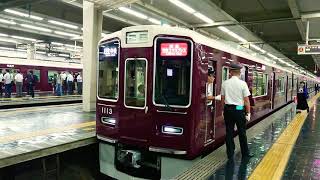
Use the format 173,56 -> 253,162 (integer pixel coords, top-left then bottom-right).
16,49 -> 27,52
267,53 -> 277,59
36,51 -> 46,54
0,38 -> 17,43
20,24 -> 52,32
4,9 -> 43,20
11,35 -> 37,42
148,18 -> 161,25
48,20 -> 78,29
54,31 -> 79,37
194,12 -> 214,24
35,44 -> 46,48
218,26 -> 248,42
59,53 -> 69,57
0,18 -> 17,25
0,47 -> 14,51
51,42 -> 64,46
0,33 -> 8,37
162,24 -> 171,27
118,7 -> 148,19
250,44 -> 266,54
168,0 -> 196,14
66,48 -> 81,52
65,44 -> 82,49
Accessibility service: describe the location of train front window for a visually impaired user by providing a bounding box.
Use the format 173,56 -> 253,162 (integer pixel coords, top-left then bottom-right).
98,40 -> 119,100
124,59 -> 147,108
154,38 -> 192,107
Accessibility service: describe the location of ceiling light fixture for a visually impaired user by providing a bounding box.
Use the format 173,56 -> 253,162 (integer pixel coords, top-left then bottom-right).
59,53 -> 69,57
21,24 -> 52,33
36,51 -> 46,54
54,31 -> 79,37
0,47 -> 14,51
250,44 -> 266,54
218,26 -> 248,42
0,18 -> 17,25
48,20 -> 78,29
194,12 -> 214,24
118,7 -> 148,19
0,33 -> 8,37
0,38 -> 17,43
148,18 -> 161,25
168,0 -> 196,14
11,35 -> 37,42
51,42 -> 64,46
4,9 -> 43,20
266,53 -> 277,59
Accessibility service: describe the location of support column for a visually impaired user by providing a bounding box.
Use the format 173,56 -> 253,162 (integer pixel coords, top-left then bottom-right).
27,43 -> 35,60
82,1 -> 103,112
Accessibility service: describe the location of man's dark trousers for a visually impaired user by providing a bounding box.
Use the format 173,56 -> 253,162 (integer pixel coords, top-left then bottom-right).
224,106 -> 249,158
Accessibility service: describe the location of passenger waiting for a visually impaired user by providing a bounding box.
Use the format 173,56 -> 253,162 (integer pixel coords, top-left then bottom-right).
25,70 -> 37,98
0,71 -> 3,98
297,82 -> 309,113
76,72 -> 82,95
67,72 -> 74,95
3,69 -> 12,98
55,73 -> 62,96
14,70 -> 23,97
60,71 -> 67,95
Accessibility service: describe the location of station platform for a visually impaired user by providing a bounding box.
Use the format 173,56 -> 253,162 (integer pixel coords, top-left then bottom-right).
0,104 -> 96,169
176,94 -> 320,180
0,95 -> 82,109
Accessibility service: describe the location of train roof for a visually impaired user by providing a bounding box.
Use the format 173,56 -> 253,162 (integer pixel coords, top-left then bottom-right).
0,56 -> 82,69
101,25 -> 318,82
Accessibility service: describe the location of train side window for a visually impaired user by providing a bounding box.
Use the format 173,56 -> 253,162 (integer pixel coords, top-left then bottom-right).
252,72 -> 268,97
124,59 -> 147,108
27,69 -> 40,82
277,77 -> 285,93
288,78 -> 292,90
48,71 -> 58,83
222,67 -> 229,82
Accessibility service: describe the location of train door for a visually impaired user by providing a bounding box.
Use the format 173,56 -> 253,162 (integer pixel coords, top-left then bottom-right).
271,72 -> 275,109
205,61 -> 216,144
121,58 -> 151,142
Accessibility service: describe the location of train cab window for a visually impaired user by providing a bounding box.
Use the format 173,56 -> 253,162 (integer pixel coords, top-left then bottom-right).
98,40 -> 119,100
153,38 -> 192,107
124,59 -> 146,108
252,72 -> 268,97
222,67 -> 229,82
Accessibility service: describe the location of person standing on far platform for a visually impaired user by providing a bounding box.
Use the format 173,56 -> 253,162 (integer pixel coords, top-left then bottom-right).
76,72 -> 82,95
3,69 -> 11,98
221,63 -> 253,160
26,70 -> 37,98
297,81 -> 309,113
56,73 -> 62,96
14,70 -> 23,97
0,71 -> 3,98
60,71 -> 67,95
67,71 -> 74,95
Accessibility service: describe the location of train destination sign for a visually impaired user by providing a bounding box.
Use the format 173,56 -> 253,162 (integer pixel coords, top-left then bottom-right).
298,45 -> 320,55
160,43 -> 188,56
104,47 -> 118,57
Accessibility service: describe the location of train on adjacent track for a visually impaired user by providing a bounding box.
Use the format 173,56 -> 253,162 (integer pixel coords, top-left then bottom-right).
0,57 -> 82,94
96,25 -> 319,179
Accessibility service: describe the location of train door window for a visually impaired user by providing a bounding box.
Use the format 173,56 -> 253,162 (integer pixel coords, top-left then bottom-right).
222,67 -> 229,82
153,38 -> 192,107
124,58 -> 147,108
252,72 -> 268,97
98,40 -> 119,101
277,77 -> 285,93
288,78 -> 292,90
48,71 -> 58,83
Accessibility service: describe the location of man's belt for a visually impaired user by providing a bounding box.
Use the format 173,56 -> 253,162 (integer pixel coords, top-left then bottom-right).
224,104 -> 244,110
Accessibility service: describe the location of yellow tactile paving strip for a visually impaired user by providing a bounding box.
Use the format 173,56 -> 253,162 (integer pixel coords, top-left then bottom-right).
0,121 -> 95,144
249,93 -> 320,180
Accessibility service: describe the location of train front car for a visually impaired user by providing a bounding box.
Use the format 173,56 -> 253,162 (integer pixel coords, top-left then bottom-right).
96,26 -> 201,179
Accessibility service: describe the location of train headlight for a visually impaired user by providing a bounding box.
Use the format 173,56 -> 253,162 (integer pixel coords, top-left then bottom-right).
162,126 -> 183,135
101,117 -> 116,126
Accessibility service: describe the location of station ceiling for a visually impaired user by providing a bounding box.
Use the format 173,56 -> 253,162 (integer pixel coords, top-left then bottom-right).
0,0 -> 320,75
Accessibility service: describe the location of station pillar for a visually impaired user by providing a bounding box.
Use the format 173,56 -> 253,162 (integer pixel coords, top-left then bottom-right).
82,1 -> 103,112
27,43 -> 35,60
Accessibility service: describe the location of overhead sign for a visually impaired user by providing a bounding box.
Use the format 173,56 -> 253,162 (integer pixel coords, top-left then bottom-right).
160,43 -> 188,56
298,45 -> 320,55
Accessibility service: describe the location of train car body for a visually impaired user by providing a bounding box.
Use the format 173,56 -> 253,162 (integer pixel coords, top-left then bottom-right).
96,25 -> 318,179
0,57 -> 82,93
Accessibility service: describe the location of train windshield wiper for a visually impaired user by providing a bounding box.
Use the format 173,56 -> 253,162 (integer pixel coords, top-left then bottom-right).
161,94 -> 173,111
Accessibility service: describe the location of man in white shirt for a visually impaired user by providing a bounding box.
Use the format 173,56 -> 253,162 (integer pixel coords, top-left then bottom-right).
0,71 -> 3,97
60,72 -> 67,95
76,72 -> 82,95
15,70 -> 23,97
221,63 -> 252,160
67,72 -> 74,95
3,69 -> 12,98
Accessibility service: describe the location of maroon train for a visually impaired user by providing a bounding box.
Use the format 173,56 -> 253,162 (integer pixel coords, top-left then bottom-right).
0,57 -> 82,94
96,25 -> 319,179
